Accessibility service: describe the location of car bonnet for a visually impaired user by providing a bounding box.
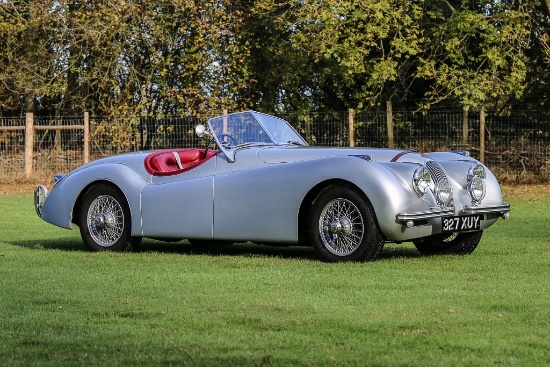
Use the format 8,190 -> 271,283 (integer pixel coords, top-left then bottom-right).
256,146 -> 412,164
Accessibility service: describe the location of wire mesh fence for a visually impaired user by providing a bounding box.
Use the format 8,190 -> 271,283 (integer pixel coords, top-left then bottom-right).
0,117 -> 26,179
1,110 -> 549,182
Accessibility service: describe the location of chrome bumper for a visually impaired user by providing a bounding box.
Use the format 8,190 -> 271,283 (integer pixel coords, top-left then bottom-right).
396,204 -> 511,223
34,185 -> 49,218
462,204 -> 511,217
396,208 -> 454,221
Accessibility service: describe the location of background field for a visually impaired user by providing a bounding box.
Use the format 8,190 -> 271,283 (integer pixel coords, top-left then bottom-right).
0,184 -> 549,366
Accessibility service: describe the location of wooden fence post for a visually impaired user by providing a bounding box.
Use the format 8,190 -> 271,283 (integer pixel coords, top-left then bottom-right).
24,112 -> 34,178
462,109 -> 469,145
348,108 -> 355,147
84,112 -> 90,164
386,101 -> 394,148
479,110 -> 485,164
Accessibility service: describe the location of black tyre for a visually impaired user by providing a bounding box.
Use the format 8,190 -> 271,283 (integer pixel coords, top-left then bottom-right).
309,184 -> 384,262
413,231 -> 483,255
78,183 -> 140,251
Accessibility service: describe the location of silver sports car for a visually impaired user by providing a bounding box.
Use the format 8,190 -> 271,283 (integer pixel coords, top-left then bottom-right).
34,111 -> 510,262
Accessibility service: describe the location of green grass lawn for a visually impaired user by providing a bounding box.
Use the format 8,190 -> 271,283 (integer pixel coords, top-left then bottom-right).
1,187 -> 549,366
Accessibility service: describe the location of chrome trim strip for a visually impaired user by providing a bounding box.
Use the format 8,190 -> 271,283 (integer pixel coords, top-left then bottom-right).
396,208 -> 454,221
462,204 -> 511,215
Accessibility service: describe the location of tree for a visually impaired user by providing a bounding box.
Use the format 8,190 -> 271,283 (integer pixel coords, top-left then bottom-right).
0,1 -> 65,114
250,0 -> 533,111
514,0 -> 550,109
416,0 -> 531,110
0,0 -> 545,115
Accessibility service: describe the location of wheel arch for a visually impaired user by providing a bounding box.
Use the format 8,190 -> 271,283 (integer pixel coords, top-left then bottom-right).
40,163 -> 148,234
298,179 -> 382,244
291,157 -> 419,243
72,179 -> 128,226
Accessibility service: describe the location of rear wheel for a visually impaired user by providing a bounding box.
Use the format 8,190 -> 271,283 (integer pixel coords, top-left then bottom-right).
413,231 -> 483,255
309,185 -> 384,262
78,183 -> 140,251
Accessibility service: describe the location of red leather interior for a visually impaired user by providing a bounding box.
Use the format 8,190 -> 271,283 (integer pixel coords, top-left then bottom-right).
144,148 -> 218,176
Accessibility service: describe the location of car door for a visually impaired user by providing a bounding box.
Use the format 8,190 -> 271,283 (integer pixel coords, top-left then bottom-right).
212,149 -> 306,242
140,156 -> 216,239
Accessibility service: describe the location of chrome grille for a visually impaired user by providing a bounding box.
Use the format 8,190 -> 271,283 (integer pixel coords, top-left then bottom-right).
426,161 -> 447,185
426,160 -> 453,208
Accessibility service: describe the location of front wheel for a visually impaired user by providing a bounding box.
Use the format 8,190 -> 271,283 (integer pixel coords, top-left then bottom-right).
309,185 -> 384,262
78,183 -> 140,251
413,231 -> 483,255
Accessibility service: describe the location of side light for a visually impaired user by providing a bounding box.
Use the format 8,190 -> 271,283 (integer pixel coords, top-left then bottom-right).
413,167 -> 432,196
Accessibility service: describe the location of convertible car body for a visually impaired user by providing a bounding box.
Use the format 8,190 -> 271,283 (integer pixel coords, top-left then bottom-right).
35,111 -> 510,262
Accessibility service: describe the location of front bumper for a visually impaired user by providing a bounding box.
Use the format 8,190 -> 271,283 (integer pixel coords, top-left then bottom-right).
396,203 -> 511,224
462,204 -> 511,216
34,185 -> 49,218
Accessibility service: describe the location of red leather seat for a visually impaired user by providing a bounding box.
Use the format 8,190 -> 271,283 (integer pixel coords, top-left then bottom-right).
148,153 -> 180,172
144,149 -> 217,176
178,149 -> 202,164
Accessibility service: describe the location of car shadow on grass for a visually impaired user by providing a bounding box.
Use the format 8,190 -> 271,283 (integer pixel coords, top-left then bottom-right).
9,238 -> 423,261
140,240 -> 321,260
7,237 -> 85,251
140,241 -> 423,261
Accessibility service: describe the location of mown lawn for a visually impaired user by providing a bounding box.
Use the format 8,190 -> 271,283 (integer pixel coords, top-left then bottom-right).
0,186 -> 549,366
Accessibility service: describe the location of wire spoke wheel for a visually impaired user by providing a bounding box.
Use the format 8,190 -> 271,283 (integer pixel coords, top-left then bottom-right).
79,183 -> 139,252
309,184 -> 384,262
319,198 -> 364,256
87,195 -> 125,247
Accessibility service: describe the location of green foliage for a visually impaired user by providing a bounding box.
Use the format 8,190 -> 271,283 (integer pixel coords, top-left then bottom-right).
0,1 -> 547,114
417,2 -> 531,110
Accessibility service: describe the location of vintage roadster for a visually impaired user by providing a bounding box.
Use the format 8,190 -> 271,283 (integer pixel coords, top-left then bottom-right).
35,111 -> 510,262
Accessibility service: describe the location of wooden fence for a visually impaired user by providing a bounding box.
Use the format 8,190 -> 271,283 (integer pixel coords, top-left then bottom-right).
1,106 -> 549,181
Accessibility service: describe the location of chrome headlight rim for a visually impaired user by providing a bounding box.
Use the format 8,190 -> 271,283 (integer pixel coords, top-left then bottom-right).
468,176 -> 486,204
413,166 -> 432,196
467,163 -> 486,204
468,163 -> 486,180
435,178 -> 453,207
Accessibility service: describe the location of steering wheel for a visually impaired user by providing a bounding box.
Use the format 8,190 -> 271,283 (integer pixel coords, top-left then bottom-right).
217,133 -> 238,148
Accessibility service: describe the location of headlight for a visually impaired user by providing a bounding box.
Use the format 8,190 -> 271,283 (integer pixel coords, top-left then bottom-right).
435,178 -> 453,207
468,164 -> 486,180
468,176 -> 486,203
413,167 -> 432,196
467,164 -> 486,204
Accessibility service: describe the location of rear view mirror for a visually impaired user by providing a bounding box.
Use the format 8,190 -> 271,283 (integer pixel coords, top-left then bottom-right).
195,124 -> 211,139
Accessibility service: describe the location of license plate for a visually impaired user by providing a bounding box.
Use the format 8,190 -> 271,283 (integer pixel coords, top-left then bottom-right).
442,215 -> 482,233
